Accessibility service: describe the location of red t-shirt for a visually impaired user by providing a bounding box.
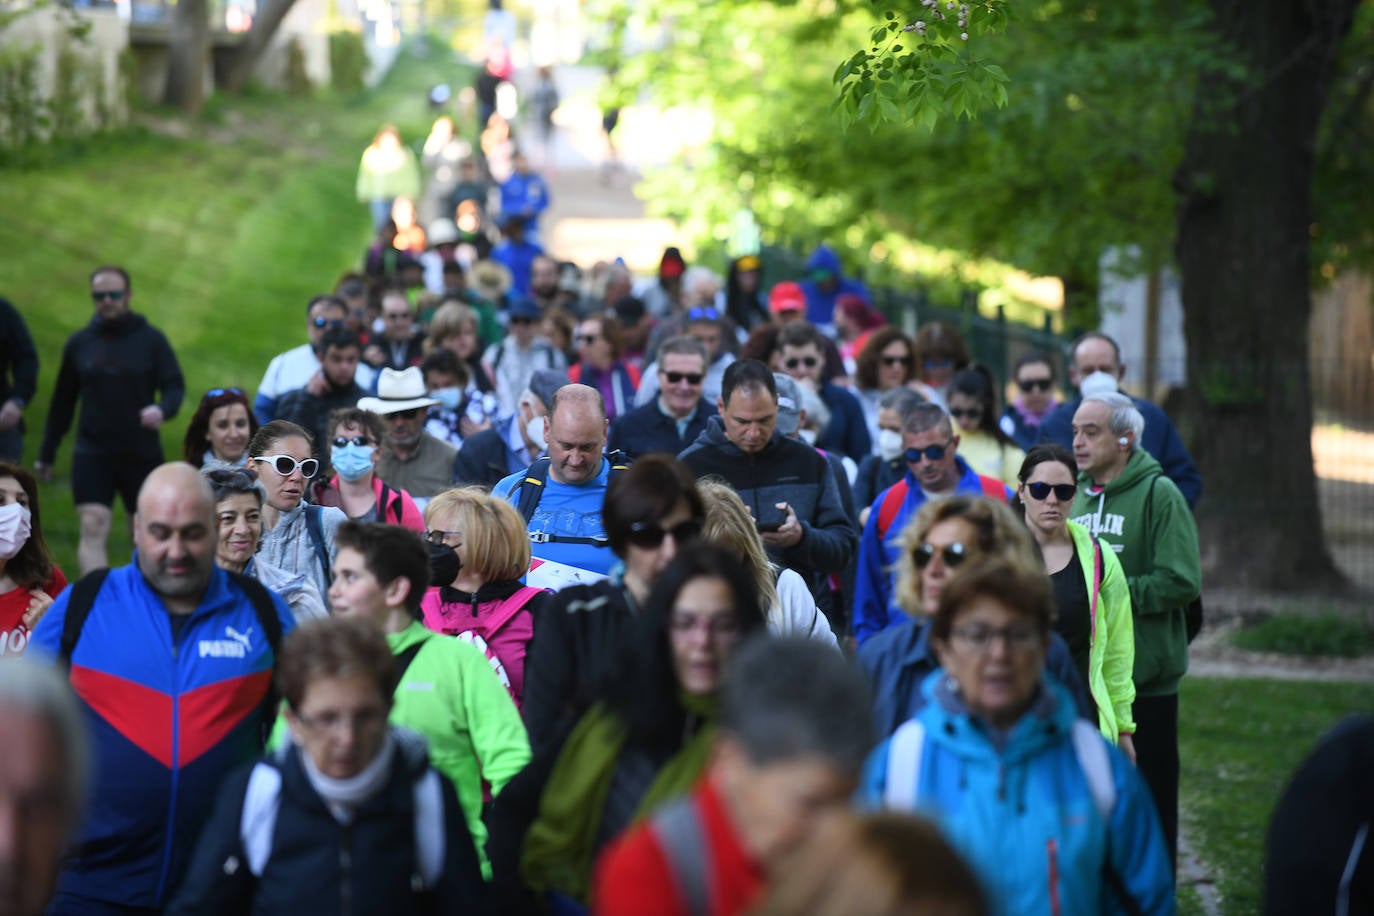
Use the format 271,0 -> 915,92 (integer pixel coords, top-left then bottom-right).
0,568 -> 68,657
591,777 -> 764,916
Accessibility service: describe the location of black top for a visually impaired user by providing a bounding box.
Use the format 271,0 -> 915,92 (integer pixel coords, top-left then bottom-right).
0,298 -> 38,414
1051,556 -> 1092,703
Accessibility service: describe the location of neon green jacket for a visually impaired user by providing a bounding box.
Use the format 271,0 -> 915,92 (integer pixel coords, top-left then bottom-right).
272,622 -> 531,878
1068,520 -> 1136,742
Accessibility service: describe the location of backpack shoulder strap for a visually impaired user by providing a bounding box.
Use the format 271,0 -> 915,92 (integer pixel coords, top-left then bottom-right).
304,505 -> 332,588
515,458 -> 553,523
59,568 -> 112,668
486,586 -> 544,636
393,639 -> 427,688
650,796 -> 711,916
376,481 -> 396,524
1069,718 -> 1116,822
226,571 -> 284,658
876,480 -> 910,541
883,718 -> 927,811
240,761 -> 284,877
978,474 -> 1009,503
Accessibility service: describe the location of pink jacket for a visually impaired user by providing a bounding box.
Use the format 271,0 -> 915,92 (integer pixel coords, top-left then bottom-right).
419,582 -> 545,708
318,476 -> 425,532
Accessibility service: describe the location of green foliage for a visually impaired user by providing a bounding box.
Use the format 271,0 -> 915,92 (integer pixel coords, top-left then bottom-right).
1180,677 -> 1374,914
0,41 -> 44,148
1232,613 -> 1372,658
328,29 -> 367,93
284,35 -> 313,95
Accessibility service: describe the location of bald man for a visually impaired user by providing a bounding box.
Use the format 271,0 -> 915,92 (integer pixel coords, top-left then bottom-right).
31,463 -> 296,915
493,384 -> 627,577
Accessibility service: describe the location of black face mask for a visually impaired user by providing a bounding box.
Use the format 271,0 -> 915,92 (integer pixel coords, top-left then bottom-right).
427,542 -> 461,589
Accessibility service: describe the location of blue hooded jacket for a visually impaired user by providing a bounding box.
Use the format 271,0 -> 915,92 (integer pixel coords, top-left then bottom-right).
799,245 -> 871,328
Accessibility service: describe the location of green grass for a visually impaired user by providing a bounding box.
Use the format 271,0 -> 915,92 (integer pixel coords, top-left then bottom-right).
1178,677 -> 1374,915
1,42 -> 460,574
1231,612 -> 1372,657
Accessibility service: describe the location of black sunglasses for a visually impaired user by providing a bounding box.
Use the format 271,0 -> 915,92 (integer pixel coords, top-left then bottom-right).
332,436 -> 374,448
1025,482 -> 1077,502
203,387 -> 244,400
91,290 -> 126,302
905,443 -> 950,463
387,408 -> 424,420
949,407 -> 983,420
663,371 -> 704,386
510,315 -> 537,325
882,356 -> 912,367
1017,378 -> 1053,393
311,317 -> 345,329
784,356 -> 819,370
626,519 -> 702,550
913,541 -> 970,570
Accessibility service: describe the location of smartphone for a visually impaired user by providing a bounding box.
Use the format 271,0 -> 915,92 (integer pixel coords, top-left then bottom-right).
755,504 -> 787,533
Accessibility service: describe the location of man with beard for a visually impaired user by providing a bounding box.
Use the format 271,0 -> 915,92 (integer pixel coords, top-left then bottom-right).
362,367 -> 457,499
275,328 -> 366,457
30,463 -> 295,914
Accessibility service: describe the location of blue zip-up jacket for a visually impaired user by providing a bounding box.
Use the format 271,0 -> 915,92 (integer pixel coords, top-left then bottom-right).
30,563 -> 296,910
816,380 -> 872,462
852,457 -> 1013,645
856,616 -> 1093,739
859,673 -> 1175,916
498,171 -> 552,232
1038,394 -> 1201,508
798,245 -> 871,329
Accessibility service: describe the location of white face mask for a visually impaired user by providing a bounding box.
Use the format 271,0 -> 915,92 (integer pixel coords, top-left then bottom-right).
1079,370 -> 1119,397
798,428 -> 818,446
877,429 -> 904,462
525,416 -> 548,453
0,503 -> 32,560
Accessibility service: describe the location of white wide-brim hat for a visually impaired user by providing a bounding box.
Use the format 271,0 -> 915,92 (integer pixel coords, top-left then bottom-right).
357,367 -> 441,415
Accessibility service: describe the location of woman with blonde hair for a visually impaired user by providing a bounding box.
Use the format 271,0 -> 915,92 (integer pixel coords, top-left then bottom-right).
857,496 -> 1092,738
696,478 -> 836,646
426,300 -> 498,399
419,486 -> 552,708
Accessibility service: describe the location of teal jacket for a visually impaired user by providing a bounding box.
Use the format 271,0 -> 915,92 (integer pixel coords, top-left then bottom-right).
1070,449 -> 1200,697
1067,520 -> 1136,740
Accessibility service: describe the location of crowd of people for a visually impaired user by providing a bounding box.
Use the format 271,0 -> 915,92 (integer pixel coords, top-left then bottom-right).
0,121 -> 1366,913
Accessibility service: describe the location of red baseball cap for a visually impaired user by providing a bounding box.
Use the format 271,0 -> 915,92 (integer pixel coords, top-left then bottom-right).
768,281 -> 806,314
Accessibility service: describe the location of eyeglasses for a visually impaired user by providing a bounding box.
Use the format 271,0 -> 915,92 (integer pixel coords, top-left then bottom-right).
948,408 -> 983,420
251,454 -> 320,479
669,612 -> 741,640
1025,482 -> 1077,502
1017,378 -> 1053,393
295,707 -> 389,735
912,541 -> 970,569
687,306 -> 720,322
662,371 -> 704,386
423,529 -> 461,546
91,290 -> 126,302
332,436 -> 374,448
627,519 -> 702,550
311,317 -> 345,329
882,356 -> 912,367
784,356 -> 819,370
578,334 -> 600,345
203,387 -> 244,400
950,623 -> 1042,654
905,443 -> 950,464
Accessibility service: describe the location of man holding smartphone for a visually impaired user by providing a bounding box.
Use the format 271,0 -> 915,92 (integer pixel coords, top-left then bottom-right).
679,359 -> 857,632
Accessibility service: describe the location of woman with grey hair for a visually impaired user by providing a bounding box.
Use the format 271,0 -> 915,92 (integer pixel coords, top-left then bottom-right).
203,467 -> 327,623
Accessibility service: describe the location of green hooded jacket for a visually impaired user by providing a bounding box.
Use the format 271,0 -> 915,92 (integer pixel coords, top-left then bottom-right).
1070,449 -> 1201,697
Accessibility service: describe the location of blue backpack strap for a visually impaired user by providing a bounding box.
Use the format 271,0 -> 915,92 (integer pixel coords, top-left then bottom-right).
515,458 -> 553,524
883,718 -> 927,811
650,797 -> 710,916
304,505 -> 332,588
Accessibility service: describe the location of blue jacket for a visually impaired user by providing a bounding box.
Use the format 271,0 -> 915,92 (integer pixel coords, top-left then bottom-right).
798,245 -> 871,328
491,238 -> 545,298
30,563 -> 296,909
817,380 -> 872,462
855,616 -> 1093,739
498,172 -> 551,232
494,457 -> 617,577
608,397 -> 717,461
1038,394 -> 1201,508
852,457 -> 1013,645
859,673 -> 1174,916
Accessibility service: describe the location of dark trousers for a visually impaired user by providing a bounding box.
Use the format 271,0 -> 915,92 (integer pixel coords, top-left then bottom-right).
1133,692 -> 1180,872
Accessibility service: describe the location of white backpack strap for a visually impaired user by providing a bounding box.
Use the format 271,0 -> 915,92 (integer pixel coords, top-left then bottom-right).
1070,719 -> 1117,822
412,769 -> 446,888
650,797 -> 711,916
883,719 -> 926,811
240,763 -> 283,877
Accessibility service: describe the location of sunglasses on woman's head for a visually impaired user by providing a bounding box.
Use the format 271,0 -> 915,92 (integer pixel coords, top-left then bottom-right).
252,454 -> 319,479
203,387 -> 244,401
1025,482 -> 1077,502
912,541 -> 969,569
626,519 -> 702,550
204,468 -> 259,486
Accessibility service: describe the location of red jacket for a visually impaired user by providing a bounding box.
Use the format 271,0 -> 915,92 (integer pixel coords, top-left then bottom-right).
591,777 -> 764,916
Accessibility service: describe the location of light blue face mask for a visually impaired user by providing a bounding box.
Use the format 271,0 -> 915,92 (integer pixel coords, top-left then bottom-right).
331,443 -> 376,482
432,387 -> 463,411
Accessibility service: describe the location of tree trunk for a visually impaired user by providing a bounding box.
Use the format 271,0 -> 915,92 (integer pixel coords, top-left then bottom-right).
163,0 -> 210,113
1174,0 -> 1359,590
222,0 -> 302,93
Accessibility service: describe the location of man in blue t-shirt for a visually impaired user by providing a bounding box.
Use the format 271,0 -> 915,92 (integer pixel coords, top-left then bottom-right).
493,384 -> 620,577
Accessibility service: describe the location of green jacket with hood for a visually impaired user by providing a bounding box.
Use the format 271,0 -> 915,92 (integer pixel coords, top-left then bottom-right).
272,622 -> 531,878
1067,520 -> 1136,741
1070,449 -> 1200,697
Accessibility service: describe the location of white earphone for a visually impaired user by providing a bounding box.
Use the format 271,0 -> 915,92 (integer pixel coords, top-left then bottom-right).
1118,437 -> 1129,446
